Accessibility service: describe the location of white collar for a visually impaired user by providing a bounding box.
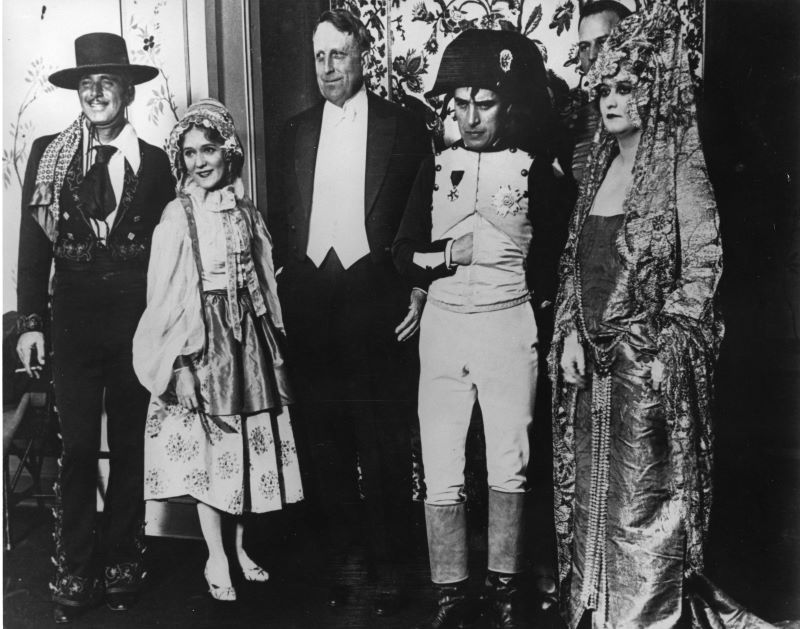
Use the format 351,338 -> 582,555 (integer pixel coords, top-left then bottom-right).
323,85 -> 368,124
85,121 -> 141,172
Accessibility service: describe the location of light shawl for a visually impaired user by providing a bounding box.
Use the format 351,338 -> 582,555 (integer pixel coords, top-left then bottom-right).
28,115 -> 85,242
548,2 -> 723,600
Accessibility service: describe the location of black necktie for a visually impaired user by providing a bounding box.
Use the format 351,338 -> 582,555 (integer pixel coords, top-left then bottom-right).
79,144 -> 118,220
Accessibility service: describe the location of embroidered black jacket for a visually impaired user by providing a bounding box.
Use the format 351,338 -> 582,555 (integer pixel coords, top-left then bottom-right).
17,133 -> 175,329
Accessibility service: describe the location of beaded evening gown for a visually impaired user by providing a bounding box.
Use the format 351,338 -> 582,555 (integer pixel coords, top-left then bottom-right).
571,213 -> 690,628
551,7 -> 787,628
563,214 -> 779,629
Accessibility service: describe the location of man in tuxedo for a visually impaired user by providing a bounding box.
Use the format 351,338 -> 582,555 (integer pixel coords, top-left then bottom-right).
272,8 -> 430,615
15,33 -> 174,622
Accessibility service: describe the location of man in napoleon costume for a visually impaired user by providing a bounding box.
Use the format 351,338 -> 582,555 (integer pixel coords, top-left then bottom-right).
15,33 -> 174,622
393,30 -> 565,629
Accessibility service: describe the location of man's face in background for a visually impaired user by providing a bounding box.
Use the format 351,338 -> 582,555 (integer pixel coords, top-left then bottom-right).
577,11 -> 621,74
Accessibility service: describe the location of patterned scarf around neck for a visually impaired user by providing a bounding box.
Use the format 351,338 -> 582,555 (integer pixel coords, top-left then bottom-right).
28,114 -> 86,243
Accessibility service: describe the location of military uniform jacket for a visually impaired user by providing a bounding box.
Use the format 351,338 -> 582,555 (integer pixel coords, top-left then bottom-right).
393,143 -> 570,313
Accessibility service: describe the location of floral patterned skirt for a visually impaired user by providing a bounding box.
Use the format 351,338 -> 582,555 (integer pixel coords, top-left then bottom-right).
143,291 -> 303,514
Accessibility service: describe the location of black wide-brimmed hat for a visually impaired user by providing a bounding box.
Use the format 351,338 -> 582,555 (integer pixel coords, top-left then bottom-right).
49,32 -> 158,89
426,29 -> 548,107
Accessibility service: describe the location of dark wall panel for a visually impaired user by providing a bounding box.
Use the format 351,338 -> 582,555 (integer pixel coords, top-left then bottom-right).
702,0 -> 800,618
260,0 -> 327,221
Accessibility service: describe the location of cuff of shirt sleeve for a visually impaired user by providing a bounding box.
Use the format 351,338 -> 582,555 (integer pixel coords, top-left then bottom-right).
173,367 -> 192,382
413,251 -> 447,270
445,239 -> 455,270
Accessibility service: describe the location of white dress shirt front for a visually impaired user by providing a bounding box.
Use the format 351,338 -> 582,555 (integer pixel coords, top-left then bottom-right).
306,87 -> 370,269
82,121 -> 141,243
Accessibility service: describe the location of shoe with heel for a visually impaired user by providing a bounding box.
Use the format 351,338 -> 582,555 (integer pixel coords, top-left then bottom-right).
241,564 -> 269,583
238,554 -> 269,583
204,560 -> 236,602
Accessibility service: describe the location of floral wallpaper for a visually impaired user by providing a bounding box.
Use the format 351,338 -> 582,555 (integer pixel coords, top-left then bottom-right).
2,58 -> 57,192
121,0 -> 209,149
333,0 -> 704,145
122,0 -> 211,150
127,9 -> 181,128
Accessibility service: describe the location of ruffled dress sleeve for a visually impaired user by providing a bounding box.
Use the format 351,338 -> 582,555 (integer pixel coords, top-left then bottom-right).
132,199 -> 205,397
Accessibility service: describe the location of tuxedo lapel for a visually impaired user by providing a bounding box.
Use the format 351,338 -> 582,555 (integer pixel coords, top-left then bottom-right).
365,95 -> 396,218
295,104 -> 323,226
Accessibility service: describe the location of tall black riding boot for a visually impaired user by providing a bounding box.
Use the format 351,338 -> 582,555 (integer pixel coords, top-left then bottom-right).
416,502 -> 475,629
418,581 -> 475,629
487,572 -> 532,629
486,490 -> 531,628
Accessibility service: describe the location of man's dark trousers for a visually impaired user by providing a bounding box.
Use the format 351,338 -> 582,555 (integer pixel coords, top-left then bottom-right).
279,249 -> 415,588
51,263 -> 149,582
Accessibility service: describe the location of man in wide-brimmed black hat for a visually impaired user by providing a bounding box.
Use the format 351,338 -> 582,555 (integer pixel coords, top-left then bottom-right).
393,29 -> 571,629
16,32 -> 174,623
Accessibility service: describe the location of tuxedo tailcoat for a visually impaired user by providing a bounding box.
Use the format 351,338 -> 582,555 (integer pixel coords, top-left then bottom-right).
273,92 -> 430,587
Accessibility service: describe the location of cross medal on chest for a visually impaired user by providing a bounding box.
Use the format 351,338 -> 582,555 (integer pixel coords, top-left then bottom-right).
448,170 -> 464,201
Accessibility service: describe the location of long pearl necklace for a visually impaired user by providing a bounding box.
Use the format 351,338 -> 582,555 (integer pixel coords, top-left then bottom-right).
573,223 -> 621,626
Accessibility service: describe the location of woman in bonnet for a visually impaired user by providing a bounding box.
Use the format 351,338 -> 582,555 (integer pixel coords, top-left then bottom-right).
551,6 -> 780,628
133,99 -> 302,601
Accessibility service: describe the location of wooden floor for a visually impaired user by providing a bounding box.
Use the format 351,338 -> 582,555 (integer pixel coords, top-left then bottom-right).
4,340 -> 799,628
4,471 -> 800,629
3,502 -> 567,629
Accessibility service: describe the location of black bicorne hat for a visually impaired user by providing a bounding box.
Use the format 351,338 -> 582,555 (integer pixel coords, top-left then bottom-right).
49,32 -> 159,89
425,29 -> 548,107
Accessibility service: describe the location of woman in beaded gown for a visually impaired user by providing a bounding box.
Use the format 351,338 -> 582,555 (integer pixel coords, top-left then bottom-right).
133,99 -> 302,601
550,7 -> 778,629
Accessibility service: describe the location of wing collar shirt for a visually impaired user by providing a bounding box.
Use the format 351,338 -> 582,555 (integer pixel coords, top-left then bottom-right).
82,121 -> 141,243
306,86 -> 370,269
